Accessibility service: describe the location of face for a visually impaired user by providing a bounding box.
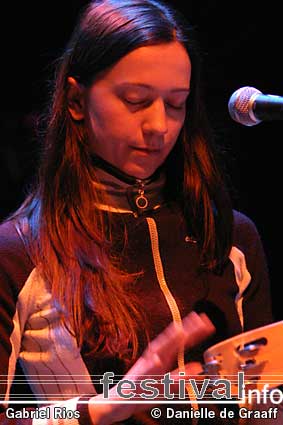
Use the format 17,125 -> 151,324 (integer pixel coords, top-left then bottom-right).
83,42 -> 191,179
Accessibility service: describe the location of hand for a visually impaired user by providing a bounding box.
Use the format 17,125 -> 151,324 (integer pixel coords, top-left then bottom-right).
88,311 -> 215,424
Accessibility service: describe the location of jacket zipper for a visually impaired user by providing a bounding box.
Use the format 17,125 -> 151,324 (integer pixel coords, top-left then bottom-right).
146,217 -> 199,410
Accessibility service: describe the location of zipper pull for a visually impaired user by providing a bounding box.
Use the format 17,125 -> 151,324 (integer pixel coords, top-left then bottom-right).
135,181 -> 149,210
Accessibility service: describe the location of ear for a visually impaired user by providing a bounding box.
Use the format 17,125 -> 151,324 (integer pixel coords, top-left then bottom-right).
67,77 -> 85,121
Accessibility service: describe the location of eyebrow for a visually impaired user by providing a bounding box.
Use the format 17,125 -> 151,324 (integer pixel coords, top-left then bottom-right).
117,82 -> 190,93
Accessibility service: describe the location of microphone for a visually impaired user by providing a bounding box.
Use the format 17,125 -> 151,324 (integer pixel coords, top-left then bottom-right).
228,86 -> 283,126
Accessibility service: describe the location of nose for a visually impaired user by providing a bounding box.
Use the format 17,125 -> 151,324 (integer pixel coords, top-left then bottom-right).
142,98 -> 168,135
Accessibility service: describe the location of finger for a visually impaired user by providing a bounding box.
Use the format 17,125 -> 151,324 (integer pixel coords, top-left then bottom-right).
182,311 -> 215,348
146,321 -> 184,356
184,361 -> 204,377
143,312 -> 214,367
134,312 -> 215,378
199,312 -> 216,334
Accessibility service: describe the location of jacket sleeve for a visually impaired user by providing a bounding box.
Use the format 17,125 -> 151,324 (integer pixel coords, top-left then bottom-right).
232,210 -> 274,331
0,220 -> 28,420
0,221 -> 95,425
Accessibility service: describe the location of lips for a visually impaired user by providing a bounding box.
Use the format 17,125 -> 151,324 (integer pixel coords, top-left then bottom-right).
130,146 -> 161,153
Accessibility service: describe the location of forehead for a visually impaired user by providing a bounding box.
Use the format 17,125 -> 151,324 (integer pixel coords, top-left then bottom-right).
95,41 -> 191,91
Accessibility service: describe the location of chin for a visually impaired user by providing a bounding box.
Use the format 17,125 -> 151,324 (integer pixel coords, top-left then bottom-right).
126,166 -> 157,180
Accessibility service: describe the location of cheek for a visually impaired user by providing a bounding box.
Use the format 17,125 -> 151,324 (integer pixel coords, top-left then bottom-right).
87,101 -> 138,141
167,119 -> 185,146
85,110 -> 134,159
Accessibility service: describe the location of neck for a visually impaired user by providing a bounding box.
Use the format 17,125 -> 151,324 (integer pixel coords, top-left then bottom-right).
91,154 -> 162,185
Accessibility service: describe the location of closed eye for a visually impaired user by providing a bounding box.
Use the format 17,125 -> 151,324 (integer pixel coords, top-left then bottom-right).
124,99 -> 186,110
123,98 -> 153,110
125,100 -> 144,105
166,102 -> 186,110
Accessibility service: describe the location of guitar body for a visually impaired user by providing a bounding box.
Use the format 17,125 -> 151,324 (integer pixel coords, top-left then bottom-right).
203,321 -> 283,395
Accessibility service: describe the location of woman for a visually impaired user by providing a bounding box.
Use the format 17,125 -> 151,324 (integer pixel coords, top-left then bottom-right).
0,0 -> 274,424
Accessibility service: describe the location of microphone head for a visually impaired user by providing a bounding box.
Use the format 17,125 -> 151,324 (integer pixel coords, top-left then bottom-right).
228,86 -> 262,126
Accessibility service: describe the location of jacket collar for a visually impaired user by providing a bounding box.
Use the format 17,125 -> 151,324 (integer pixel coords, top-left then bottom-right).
91,155 -> 166,216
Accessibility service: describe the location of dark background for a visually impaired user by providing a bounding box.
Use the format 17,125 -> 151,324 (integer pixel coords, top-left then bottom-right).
1,2 -> 282,319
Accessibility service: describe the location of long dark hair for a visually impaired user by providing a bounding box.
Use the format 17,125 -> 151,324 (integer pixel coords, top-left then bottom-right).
12,0 -> 233,361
